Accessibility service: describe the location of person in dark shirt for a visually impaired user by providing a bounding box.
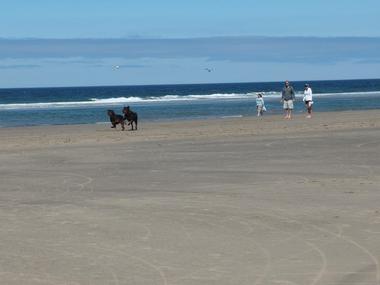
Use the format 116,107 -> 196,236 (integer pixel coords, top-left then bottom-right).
281,80 -> 296,119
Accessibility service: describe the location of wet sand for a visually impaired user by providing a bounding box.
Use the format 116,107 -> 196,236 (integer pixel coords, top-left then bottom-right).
1,110 -> 380,284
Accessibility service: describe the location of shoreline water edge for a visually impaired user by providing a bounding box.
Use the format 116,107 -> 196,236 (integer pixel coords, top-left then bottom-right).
1,79 -> 380,128
1,110 -> 379,151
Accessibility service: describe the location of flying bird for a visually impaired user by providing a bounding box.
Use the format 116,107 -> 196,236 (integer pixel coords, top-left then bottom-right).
204,68 -> 212,72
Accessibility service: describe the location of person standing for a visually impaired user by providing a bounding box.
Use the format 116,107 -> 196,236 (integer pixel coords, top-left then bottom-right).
256,93 -> 266,117
281,80 -> 296,119
303,83 -> 313,118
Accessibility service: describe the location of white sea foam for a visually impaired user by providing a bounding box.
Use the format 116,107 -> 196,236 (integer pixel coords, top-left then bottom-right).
310,91 -> 380,97
89,96 -> 144,103
1,91 -> 380,110
221,115 -> 243,118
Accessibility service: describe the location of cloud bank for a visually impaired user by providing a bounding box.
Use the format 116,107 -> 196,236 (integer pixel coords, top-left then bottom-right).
1,37 -> 380,64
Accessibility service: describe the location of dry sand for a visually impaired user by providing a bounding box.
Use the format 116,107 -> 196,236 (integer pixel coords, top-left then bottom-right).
0,110 -> 380,284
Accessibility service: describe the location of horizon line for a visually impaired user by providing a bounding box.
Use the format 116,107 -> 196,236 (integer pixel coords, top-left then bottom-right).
1,35 -> 380,41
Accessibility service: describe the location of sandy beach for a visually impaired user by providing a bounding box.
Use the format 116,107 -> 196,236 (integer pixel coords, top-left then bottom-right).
1,110 -> 380,284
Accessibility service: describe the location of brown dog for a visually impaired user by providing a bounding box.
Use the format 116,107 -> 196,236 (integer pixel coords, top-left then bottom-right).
122,106 -> 138,130
107,110 -> 125,130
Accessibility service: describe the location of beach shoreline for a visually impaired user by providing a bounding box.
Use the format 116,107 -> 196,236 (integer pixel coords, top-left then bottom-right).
1,109 -> 379,151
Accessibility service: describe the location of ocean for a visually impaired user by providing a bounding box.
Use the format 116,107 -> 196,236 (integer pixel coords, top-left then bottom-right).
0,79 -> 380,128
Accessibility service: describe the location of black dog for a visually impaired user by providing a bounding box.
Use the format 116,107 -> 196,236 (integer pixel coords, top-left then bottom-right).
122,106 -> 138,130
107,109 -> 125,131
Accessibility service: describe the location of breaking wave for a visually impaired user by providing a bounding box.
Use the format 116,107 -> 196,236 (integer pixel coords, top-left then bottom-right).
1,91 -> 380,110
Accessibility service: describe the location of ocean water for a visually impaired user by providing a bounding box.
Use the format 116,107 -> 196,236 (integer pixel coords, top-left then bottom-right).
0,79 -> 380,127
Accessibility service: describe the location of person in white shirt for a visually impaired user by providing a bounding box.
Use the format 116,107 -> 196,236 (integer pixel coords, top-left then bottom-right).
303,83 -> 313,118
256,93 -> 266,117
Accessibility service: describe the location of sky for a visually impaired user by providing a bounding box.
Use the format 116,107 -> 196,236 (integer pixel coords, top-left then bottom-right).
1,0 -> 380,87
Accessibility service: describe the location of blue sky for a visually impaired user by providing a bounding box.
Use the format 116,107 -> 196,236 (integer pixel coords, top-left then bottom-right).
1,0 -> 380,87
